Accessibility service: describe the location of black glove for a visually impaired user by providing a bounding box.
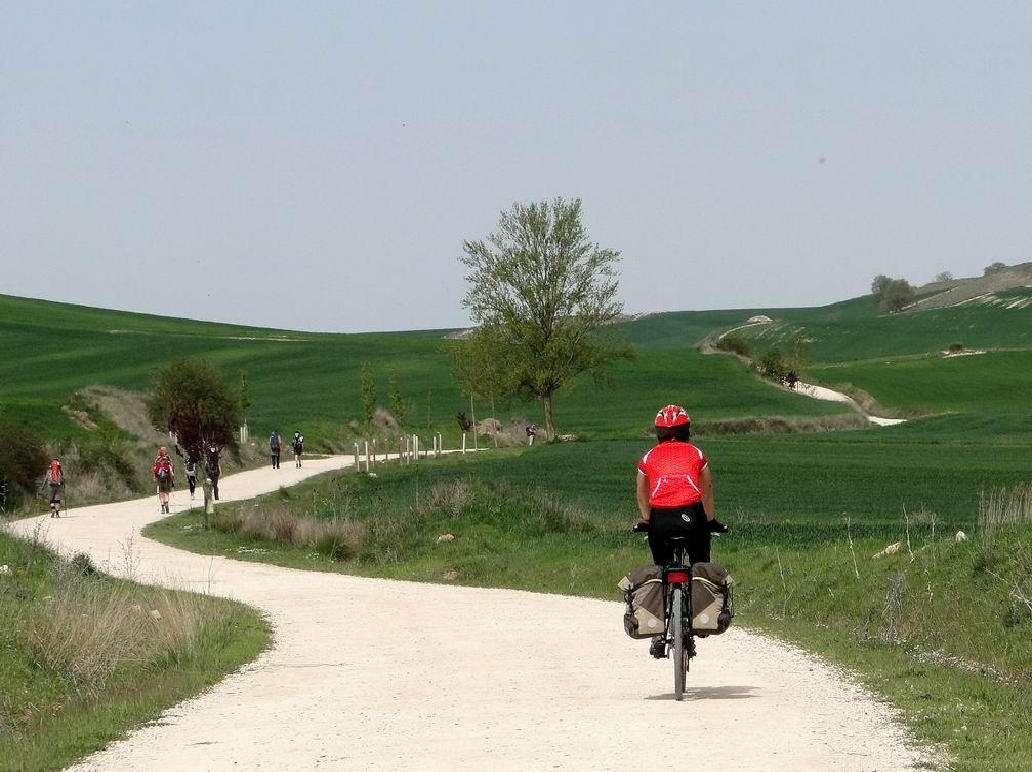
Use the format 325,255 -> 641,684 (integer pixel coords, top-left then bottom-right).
632,519 -> 650,533
707,519 -> 729,534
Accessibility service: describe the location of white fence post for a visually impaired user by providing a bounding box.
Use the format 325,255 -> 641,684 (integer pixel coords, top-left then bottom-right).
413,434 -> 419,462
461,433 -> 466,454
354,443 -> 360,468
364,441 -> 370,473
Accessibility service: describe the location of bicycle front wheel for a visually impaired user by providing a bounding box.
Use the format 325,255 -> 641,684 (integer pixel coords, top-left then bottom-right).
672,585 -> 686,700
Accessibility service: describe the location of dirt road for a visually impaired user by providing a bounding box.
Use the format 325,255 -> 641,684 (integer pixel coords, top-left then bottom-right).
7,457 -> 932,771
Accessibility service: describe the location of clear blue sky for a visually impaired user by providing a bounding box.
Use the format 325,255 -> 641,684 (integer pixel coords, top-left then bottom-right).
2,2 -> 1030,332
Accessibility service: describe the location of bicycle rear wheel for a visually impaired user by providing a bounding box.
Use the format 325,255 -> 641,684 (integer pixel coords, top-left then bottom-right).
672,585 -> 686,700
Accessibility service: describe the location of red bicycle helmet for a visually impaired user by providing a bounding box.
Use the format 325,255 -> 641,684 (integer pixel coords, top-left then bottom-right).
655,404 -> 690,428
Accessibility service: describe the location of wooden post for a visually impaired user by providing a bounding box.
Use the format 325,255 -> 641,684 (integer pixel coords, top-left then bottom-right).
413,434 -> 419,463
461,432 -> 466,454
353,443 -> 360,469
364,441 -> 370,473
371,438 -> 377,467
202,478 -> 214,531
471,395 -> 478,451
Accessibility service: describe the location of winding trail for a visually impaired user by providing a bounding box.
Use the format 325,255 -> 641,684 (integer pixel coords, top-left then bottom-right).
7,456 -> 931,771
711,322 -> 906,426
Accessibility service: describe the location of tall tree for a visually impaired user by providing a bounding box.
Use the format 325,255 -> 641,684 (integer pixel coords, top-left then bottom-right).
458,198 -> 629,440
360,362 -> 377,425
148,359 -> 242,462
387,371 -> 407,424
871,274 -> 915,313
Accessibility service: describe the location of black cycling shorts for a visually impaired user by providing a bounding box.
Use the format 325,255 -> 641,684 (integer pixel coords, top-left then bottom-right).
647,502 -> 710,567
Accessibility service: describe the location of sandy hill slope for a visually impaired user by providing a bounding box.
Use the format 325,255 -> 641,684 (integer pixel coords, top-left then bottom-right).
909,262 -> 1032,311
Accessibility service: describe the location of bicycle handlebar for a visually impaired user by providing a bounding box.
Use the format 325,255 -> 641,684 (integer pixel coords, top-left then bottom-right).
630,518 -> 729,535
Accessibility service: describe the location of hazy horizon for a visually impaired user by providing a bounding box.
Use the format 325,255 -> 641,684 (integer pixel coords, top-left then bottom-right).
3,3 -> 1030,332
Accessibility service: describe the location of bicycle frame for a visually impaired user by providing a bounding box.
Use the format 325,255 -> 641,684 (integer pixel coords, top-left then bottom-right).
661,539 -> 694,700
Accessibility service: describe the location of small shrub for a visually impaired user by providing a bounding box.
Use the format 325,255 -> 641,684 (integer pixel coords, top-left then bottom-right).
314,521 -> 366,561
71,553 -> 96,577
716,332 -> 750,356
426,479 -> 471,515
268,511 -> 297,543
756,349 -> 789,381
948,342 -> 964,354
0,415 -> 48,502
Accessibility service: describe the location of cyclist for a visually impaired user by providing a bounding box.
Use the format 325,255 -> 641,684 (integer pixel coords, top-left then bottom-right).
153,446 -> 175,514
635,405 -> 727,656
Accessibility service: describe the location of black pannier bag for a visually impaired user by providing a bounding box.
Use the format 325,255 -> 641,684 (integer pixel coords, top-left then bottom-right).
618,565 -> 665,639
690,562 -> 734,636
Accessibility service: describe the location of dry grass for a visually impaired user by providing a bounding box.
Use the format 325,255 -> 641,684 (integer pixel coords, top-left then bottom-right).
215,505 -> 366,560
979,483 -> 1032,548
28,561 -> 224,697
426,478 -> 471,515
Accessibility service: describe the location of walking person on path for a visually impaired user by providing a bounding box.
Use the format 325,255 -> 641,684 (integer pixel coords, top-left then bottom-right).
153,446 -> 175,514
39,458 -> 66,518
270,430 -> 282,469
205,446 -> 222,501
291,430 -> 304,468
184,455 -> 198,500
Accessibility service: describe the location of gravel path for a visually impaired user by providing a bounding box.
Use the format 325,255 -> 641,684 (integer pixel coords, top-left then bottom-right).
7,456 -> 933,771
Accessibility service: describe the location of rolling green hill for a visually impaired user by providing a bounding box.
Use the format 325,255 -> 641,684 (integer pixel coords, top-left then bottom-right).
0,294 -> 846,447
744,289 -> 1032,362
810,350 -> 1032,416
4,276 -> 1030,444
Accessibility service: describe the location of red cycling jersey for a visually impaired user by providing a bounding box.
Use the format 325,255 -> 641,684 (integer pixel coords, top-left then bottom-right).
637,440 -> 708,508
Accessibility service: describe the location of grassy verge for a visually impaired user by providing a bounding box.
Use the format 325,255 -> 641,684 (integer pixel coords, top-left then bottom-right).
146,437 -> 1032,771
0,530 -> 270,772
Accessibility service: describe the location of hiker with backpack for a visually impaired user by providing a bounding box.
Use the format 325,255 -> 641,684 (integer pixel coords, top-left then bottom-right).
205,446 -> 222,501
184,455 -> 198,499
270,430 -> 282,469
40,459 -> 66,518
153,446 -> 175,514
291,430 -> 304,468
